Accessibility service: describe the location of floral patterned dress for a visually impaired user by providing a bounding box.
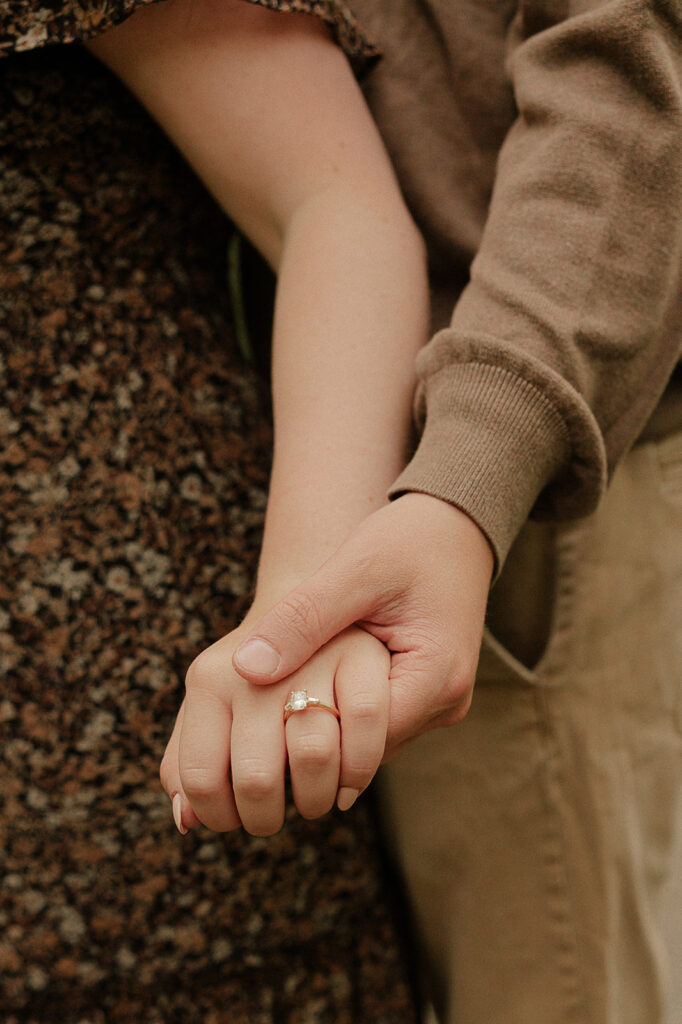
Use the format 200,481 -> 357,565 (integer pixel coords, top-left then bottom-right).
0,0 -> 412,1021
0,0 -> 378,61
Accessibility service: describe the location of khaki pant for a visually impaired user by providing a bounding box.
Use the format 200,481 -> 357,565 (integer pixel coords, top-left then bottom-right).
378,433 -> 682,1024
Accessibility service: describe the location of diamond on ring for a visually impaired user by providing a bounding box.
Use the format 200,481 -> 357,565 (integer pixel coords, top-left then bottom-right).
283,689 -> 340,723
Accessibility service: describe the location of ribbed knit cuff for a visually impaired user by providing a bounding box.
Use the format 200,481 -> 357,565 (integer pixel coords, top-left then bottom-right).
388,361 -> 573,575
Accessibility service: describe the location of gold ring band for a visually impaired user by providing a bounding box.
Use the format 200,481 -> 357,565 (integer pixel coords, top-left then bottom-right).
283,689 -> 340,724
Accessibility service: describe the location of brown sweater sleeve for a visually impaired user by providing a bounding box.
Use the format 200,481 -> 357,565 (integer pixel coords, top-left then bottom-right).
390,0 -> 682,572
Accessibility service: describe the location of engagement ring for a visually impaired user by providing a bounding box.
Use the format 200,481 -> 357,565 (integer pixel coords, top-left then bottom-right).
283,689 -> 340,723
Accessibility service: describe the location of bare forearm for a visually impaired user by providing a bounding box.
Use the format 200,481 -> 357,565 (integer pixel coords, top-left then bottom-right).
255,190 -> 427,599
87,0 -> 428,601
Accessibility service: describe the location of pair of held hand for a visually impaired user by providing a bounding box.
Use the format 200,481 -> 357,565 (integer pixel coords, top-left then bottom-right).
161,494 -> 494,836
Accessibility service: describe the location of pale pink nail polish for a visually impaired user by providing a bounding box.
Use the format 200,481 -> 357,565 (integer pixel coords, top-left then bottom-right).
172,793 -> 189,835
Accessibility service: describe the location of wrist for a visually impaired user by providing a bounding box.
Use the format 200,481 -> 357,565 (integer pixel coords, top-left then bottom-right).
249,575 -> 312,617
255,491 -> 392,604
391,492 -> 495,583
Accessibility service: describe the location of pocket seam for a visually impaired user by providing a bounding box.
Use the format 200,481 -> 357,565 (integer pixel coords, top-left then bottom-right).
481,520 -> 584,688
654,432 -> 682,501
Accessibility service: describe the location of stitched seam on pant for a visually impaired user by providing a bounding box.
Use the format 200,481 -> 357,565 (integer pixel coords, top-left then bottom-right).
535,686 -> 593,1023
653,431 -> 682,502
534,522 -> 584,685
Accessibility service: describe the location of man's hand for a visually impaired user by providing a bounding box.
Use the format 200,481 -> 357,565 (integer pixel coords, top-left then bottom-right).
232,493 -> 494,761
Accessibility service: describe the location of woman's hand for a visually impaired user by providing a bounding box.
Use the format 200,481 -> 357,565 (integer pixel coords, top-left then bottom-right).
231,494 -> 494,761
160,622 -> 390,836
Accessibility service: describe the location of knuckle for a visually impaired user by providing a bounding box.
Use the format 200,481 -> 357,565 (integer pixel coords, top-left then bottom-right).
459,655 -> 479,692
180,765 -> 224,801
441,654 -> 476,704
272,591 -> 324,644
440,690 -> 473,728
440,664 -> 475,726
184,651 -> 216,692
342,756 -> 377,781
346,694 -> 384,723
234,760 -> 279,801
289,733 -> 335,772
185,646 -> 226,691
159,756 -> 174,793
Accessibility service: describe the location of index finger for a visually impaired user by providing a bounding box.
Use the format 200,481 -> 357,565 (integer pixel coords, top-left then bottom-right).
179,685 -> 241,832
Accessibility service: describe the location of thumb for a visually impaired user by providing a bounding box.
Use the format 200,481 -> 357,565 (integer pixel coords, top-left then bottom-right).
232,550 -> 377,683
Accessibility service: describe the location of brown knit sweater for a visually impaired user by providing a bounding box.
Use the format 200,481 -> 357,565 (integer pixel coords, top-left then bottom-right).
353,0 -> 682,570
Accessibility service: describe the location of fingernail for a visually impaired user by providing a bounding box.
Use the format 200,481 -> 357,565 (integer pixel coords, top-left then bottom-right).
234,638 -> 281,677
172,793 -> 189,835
337,787 -> 360,812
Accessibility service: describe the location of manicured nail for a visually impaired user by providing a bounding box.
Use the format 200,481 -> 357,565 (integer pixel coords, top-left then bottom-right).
233,638 -> 281,677
172,793 -> 188,835
337,787 -> 360,812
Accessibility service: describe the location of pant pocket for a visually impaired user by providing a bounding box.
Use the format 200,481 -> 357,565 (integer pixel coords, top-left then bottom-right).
480,515 -> 582,687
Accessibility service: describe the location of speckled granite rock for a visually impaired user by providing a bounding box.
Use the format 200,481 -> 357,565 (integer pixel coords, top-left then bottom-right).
0,46 -> 418,1024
